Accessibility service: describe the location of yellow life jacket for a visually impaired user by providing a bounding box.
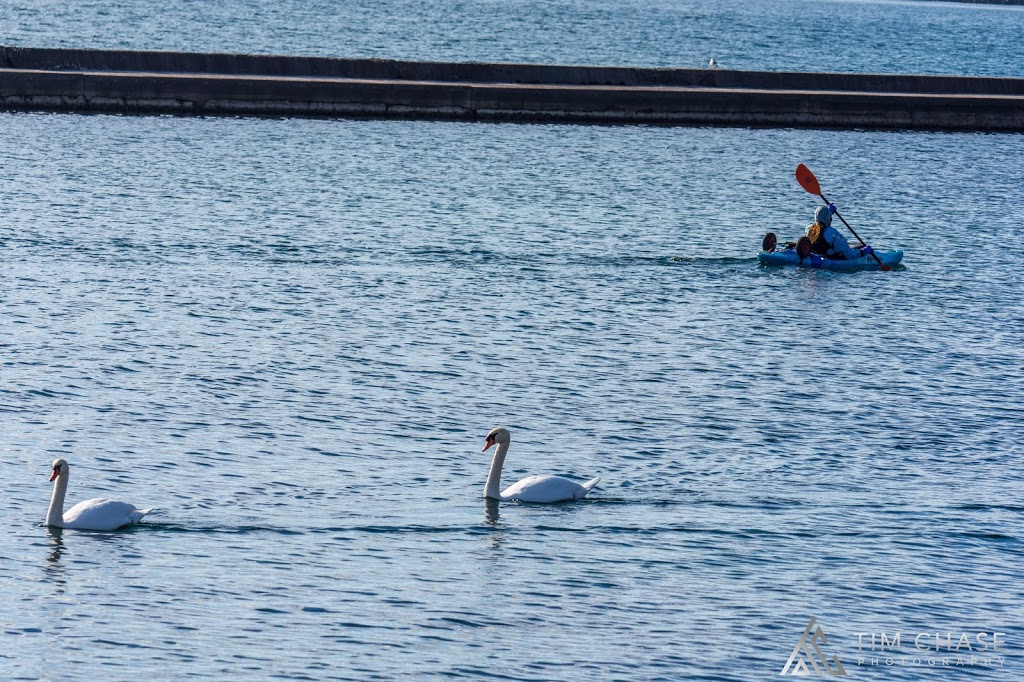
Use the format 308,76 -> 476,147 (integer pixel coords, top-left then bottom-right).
806,221 -> 831,255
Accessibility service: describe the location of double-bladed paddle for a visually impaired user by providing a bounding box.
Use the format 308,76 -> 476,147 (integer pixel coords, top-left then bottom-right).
795,164 -> 890,271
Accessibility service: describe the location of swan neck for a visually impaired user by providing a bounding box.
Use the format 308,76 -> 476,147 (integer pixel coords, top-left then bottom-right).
484,441 -> 509,500
47,473 -> 67,527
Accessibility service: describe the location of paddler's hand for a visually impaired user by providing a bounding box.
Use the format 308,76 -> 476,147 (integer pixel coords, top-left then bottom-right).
828,203 -> 838,214
859,245 -> 874,256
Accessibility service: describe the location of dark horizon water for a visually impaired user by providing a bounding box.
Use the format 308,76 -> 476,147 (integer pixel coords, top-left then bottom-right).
2,0 -> 1024,78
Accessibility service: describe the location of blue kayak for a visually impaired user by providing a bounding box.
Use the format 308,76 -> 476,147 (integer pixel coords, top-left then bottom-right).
758,248 -> 903,271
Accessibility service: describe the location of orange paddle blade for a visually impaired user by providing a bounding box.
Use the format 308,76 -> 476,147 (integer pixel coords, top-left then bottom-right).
795,164 -> 821,196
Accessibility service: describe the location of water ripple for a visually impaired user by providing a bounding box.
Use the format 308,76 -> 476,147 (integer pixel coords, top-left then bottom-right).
1,113 -> 1021,680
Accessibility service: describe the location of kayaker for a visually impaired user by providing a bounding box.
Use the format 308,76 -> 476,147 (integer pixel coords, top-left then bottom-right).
806,205 -> 874,260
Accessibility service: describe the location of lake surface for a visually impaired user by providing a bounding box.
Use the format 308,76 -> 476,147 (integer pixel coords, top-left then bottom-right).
1,0 -> 1023,679
2,112 -> 1022,680
1,0 -> 1024,77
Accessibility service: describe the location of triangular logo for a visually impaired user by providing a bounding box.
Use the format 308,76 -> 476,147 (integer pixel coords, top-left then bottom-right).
781,617 -> 847,676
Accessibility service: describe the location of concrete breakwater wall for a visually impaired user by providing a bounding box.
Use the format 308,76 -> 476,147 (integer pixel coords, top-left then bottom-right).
1,46 -> 1023,131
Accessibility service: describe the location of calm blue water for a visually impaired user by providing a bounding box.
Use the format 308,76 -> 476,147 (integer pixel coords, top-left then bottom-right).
2,113 -> 1022,680
1,0 -> 1024,77
1,1 -> 1024,680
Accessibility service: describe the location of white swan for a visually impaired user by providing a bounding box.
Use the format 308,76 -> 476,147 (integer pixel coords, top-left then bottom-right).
46,458 -> 153,531
483,427 -> 600,503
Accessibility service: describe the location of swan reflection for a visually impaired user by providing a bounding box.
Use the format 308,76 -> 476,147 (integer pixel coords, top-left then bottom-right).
43,527 -> 68,589
483,498 -> 501,525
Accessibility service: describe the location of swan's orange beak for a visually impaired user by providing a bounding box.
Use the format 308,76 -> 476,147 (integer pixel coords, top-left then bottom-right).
483,436 -> 495,452
49,467 -> 59,482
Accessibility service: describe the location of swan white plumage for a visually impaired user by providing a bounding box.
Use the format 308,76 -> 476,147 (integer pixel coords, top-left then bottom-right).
483,427 -> 600,503
46,458 -> 153,531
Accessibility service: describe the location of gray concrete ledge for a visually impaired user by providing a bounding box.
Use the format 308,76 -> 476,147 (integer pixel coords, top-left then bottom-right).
1,46 -> 1022,131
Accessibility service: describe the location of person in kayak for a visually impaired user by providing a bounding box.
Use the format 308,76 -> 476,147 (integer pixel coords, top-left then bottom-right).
806,205 -> 874,260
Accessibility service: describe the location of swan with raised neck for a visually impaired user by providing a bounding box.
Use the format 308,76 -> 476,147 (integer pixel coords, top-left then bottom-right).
47,458 -> 153,531
483,427 -> 600,503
